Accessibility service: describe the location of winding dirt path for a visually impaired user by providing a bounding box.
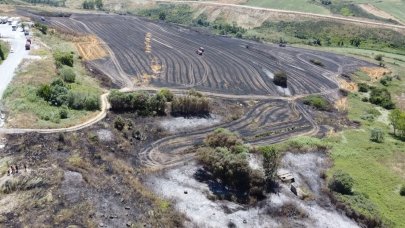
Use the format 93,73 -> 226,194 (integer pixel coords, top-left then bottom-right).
158,0 -> 405,30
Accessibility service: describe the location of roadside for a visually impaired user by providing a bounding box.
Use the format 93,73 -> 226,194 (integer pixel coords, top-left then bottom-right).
0,23 -> 28,99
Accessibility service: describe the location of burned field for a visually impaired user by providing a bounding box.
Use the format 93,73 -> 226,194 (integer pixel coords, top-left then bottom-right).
47,14 -> 372,95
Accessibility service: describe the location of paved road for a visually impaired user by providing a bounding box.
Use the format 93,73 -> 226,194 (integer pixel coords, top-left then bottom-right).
0,24 -> 28,99
158,0 -> 405,31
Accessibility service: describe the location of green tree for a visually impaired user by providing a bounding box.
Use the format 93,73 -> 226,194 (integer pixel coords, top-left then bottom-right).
95,0 -> 103,9
389,109 -> 402,135
0,44 -> 5,60
260,146 -> 279,189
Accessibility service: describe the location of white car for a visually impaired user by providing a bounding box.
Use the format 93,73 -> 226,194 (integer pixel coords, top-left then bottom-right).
10,48 -> 14,53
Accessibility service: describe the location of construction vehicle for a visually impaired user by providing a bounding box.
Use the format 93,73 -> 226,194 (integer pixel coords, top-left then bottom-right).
196,47 -> 204,55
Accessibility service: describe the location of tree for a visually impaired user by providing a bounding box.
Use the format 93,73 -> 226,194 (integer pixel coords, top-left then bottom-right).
389,109 -> 401,135
260,146 -> 279,190
328,170 -> 353,195
370,128 -> 384,143
273,71 -> 287,88
95,0 -> 103,9
158,88 -> 174,102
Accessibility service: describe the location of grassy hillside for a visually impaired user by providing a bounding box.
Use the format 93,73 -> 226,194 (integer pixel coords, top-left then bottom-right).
245,0 -> 330,14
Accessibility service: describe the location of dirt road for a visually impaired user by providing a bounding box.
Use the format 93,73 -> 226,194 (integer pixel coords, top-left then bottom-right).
159,0 -> 405,30
0,24 -> 29,98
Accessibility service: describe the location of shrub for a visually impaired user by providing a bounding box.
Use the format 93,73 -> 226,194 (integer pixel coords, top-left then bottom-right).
374,54 -> 383,61
400,185 -> 405,196
328,170 -> 354,195
309,59 -> 324,67
148,93 -> 167,115
54,51 -> 74,67
114,116 -> 125,131
358,83 -> 369,93
369,87 -> 395,109
158,88 -> 174,102
380,76 -> 392,86
370,128 -> 384,143
204,128 -> 243,149
59,107 -> 68,119
171,95 -> 210,117
303,95 -> 331,111
66,92 -> 100,111
361,97 -> 369,102
273,71 -> 287,88
35,23 -> 48,34
59,66 -> 76,83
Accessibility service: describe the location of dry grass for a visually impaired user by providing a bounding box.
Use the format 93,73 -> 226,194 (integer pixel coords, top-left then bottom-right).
360,67 -> 392,82
74,35 -> 108,61
338,78 -> 358,92
335,97 -> 348,112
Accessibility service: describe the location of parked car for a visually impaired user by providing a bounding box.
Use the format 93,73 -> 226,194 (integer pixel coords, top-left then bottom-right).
10,48 -> 14,53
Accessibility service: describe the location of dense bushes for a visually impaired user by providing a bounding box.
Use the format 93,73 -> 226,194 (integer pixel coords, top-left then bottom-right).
59,66 -> 76,83
273,71 -> 288,88
37,79 -> 100,111
35,23 -> 48,35
108,90 -> 166,116
303,95 -> 331,111
328,170 -> 354,195
369,87 -> 395,109
171,94 -> 210,117
54,51 -> 74,68
358,83 -> 369,93
197,129 -> 279,203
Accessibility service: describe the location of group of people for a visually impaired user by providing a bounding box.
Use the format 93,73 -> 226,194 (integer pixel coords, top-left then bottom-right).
7,164 -> 27,176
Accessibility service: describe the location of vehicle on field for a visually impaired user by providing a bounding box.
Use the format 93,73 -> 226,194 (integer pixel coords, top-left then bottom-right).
25,42 -> 31,50
196,47 -> 204,55
40,17 -> 45,22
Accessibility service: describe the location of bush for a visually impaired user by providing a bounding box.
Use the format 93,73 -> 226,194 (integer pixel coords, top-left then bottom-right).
204,128 -> 243,149
171,95 -> 210,117
158,88 -> 174,102
374,54 -> 383,61
370,128 -> 384,143
369,87 -> 395,109
59,66 -> 76,83
114,116 -> 125,131
380,76 -> 392,86
358,83 -> 369,93
273,71 -> 287,88
309,59 -> 324,67
328,170 -> 354,195
54,51 -> 74,68
400,185 -> 405,196
303,95 -> 331,111
35,23 -> 48,34
108,90 -> 166,116
59,107 -> 68,119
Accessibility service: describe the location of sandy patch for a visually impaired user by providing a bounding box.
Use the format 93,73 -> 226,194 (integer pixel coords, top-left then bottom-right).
360,67 -> 391,82
73,35 -> 108,61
